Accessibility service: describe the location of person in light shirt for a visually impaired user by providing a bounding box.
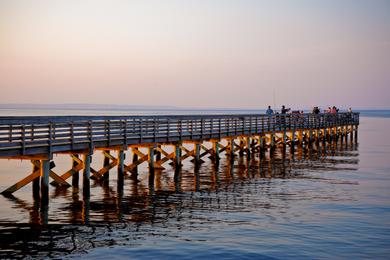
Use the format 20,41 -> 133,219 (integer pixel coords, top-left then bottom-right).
266,106 -> 274,115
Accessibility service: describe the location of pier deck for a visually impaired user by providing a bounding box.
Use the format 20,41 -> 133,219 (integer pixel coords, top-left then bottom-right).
0,113 -> 359,202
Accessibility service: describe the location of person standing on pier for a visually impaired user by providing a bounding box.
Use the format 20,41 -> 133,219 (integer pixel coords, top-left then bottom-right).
280,105 -> 290,127
266,106 -> 274,115
266,105 -> 274,128
281,105 -> 290,114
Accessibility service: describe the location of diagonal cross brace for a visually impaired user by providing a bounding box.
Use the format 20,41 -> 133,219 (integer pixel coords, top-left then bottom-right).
31,160 -> 70,187
90,151 -> 118,180
50,154 -> 84,186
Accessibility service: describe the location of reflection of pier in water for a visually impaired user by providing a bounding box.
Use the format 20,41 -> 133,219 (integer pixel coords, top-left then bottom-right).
0,139 -> 358,259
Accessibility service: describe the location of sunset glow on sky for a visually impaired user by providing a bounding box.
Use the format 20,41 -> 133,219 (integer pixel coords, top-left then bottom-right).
0,0 -> 389,109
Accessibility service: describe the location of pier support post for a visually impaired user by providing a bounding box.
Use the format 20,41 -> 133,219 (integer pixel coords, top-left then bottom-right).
350,125 -> 353,142
83,154 -> 91,197
230,139 -> 235,162
322,129 -> 326,143
195,143 -> 201,167
259,135 -> 265,157
148,146 -> 155,173
175,143 -> 182,169
117,150 -> 125,193
72,154 -> 79,187
298,130 -> 303,145
246,137 -> 251,158
132,148 -> 139,175
32,164 -> 40,200
238,138 -> 244,156
270,134 -> 276,155
213,141 -> 220,163
148,146 -> 155,188
103,150 -> 110,180
156,145 -> 162,161
354,125 -> 358,142
40,159 -> 50,205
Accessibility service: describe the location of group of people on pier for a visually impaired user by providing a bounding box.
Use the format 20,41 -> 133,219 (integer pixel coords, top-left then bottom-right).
266,105 -> 352,115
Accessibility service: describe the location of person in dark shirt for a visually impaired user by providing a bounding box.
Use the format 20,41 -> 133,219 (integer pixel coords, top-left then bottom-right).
313,106 -> 320,115
281,105 -> 290,114
280,105 -> 290,127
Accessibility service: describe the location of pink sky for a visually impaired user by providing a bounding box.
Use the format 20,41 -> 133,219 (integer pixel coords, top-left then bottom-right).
0,0 -> 389,109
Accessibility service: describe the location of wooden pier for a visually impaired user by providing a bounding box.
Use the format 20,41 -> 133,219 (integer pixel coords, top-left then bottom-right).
0,113 -> 359,203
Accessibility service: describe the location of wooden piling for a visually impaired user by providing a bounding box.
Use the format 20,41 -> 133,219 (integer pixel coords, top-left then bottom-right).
103,150 -> 110,180
230,139 -> 235,162
246,137 -> 251,158
156,145 -> 162,161
175,144 -> 181,168
354,126 -> 358,142
117,150 -> 125,193
213,141 -> 220,162
72,154 -> 79,187
148,146 -> 155,173
132,147 -> 139,174
32,163 -> 40,200
195,143 -> 201,167
40,160 -> 50,204
83,154 -> 91,197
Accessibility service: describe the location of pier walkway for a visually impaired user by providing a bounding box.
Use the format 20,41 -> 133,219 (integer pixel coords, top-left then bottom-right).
0,113 -> 359,202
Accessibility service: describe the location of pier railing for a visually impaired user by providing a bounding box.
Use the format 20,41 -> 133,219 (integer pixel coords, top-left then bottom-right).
0,113 -> 359,157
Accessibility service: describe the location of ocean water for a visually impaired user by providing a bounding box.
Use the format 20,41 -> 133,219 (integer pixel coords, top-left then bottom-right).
0,109 -> 389,259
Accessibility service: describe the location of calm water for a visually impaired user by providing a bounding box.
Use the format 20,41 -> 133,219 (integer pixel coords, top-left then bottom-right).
0,109 -> 389,259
